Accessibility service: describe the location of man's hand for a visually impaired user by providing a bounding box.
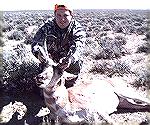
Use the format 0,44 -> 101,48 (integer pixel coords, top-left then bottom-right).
59,57 -> 71,70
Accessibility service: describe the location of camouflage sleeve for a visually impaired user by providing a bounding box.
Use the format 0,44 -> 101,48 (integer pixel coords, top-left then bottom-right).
31,25 -> 47,58
71,21 -> 86,61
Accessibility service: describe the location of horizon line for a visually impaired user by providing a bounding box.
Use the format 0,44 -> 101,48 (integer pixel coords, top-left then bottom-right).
2,8 -> 150,12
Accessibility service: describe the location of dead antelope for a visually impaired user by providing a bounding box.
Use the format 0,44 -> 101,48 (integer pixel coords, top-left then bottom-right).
34,45 -> 150,125
36,59 -> 150,125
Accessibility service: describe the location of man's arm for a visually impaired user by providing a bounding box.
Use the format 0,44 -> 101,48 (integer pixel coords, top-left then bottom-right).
31,26 -> 47,58
59,21 -> 86,70
70,21 -> 86,61
31,20 -> 54,63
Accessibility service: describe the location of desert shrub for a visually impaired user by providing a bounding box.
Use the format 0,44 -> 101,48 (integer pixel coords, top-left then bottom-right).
24,20 -> 32,27
98,32 -> 107,37
93,48 -> 116,60
24,35 -> 34,44
3,42 -> 40,91
89,61 -> 113,75
133,22 -> 142,26
0,13 -> 3,46
113,25 -> 124,33
83,37 -> 98,57
86,31 -> 94,37
7,30 -> 24,40
136,42 -> 150,54
107,19 -> 116,27
145,54 -> 150,88
132,71 -> 150,88
136,26 -> 149,35
89,60 -> 131,77
2,23 -> 13,32
16,24 -> 27,31
13,20 -> 22,25
0,12 -> 3,85
132,17 -> 143,23
92,36 -> 127,60
114,35 -> 127,45
112,15 -> 126,20
102,25 -> 111,31
145,31 -> 150,40
86,26 -> 93,32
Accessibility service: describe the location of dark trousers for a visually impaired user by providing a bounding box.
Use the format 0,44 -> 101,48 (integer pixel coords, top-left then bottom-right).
64,60 -> 82,88
65,60 -> 82,75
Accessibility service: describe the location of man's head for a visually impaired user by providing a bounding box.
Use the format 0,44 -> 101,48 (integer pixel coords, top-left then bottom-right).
54,3 -> 73,29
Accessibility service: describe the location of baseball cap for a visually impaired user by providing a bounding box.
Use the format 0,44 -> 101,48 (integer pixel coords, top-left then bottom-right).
54,2 -> 73,12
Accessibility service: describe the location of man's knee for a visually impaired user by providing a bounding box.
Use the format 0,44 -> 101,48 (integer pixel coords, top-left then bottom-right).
64,61 -> 83,88
64,76 -> 78,88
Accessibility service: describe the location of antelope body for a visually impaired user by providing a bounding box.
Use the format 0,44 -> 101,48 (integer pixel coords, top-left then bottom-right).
37,60 -> 150,125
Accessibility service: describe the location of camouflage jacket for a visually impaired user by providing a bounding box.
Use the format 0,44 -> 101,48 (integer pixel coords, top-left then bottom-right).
31,18 -> 86,63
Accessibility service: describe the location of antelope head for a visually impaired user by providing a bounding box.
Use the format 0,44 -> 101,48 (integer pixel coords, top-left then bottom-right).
36,62 -> 63,89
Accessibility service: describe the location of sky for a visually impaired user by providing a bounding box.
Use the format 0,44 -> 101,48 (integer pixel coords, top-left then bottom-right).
0,0 -> 150,11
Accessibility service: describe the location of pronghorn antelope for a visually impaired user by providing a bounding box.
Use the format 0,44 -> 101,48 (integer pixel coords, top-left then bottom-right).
36,58 -> 150,125
35,46 -> 150,124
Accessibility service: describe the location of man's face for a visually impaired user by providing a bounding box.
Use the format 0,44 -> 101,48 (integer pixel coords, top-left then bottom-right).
55,8 -> 72,29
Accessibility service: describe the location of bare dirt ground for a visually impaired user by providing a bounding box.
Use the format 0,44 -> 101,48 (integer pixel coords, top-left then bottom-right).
1,9 -> 150,125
